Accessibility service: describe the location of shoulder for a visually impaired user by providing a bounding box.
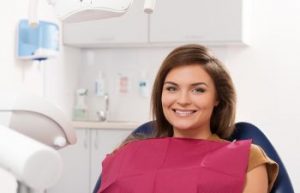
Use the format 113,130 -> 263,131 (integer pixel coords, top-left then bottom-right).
209,135 -> 279,191
209,135 -> 278,173
248,144 -> 278,172
248,144 -> 279,191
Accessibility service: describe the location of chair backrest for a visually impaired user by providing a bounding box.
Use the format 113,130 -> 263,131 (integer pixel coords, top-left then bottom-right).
93,121 -> 294,193
231,122 -> 294,193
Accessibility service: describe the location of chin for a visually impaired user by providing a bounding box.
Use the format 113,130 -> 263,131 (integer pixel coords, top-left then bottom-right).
172,122 -> 195,130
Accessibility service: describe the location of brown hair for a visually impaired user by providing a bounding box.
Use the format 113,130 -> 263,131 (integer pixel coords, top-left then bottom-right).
151,44 -> 236,139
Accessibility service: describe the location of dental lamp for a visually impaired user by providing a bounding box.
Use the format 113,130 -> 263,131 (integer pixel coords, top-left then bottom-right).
28,0 -> 156,26
0,91 -> 76,192
0,126 -> 62,192
0,91 -> 76,149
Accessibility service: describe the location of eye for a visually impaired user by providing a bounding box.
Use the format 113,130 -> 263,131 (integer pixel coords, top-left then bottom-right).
164,86 -> 177,92
192,87 -> 205,94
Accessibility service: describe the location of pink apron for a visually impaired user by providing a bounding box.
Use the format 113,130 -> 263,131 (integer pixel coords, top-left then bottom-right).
98,137 -> 251,193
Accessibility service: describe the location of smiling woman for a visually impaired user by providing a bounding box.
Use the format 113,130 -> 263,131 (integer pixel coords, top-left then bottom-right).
95,44 -> 278,193
152,44 -> 236,139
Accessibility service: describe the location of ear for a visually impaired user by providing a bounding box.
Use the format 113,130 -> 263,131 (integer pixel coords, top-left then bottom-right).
214,99 -> 220,107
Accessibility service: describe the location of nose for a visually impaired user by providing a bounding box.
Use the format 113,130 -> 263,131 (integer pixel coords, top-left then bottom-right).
176,90 -> 191,106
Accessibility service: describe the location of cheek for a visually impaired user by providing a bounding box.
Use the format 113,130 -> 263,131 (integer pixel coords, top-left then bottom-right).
161,93 -> 175,122
205,101 -> 216,110
161,92 -> 168,106
161,92 -> 174,108
192,95 -> 216,109
161,96 -> 168,111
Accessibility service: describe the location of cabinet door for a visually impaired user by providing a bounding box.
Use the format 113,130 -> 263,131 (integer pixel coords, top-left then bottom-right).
47,129 -> 90,193
90,129 -> 132,192
150,0 -> 245,44
63,0 -> 148,47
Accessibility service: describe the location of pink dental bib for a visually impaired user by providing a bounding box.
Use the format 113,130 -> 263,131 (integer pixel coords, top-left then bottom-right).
98,137 -> 251,193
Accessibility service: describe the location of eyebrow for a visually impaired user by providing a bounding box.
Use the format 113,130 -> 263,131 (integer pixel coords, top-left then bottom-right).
164,81 -> 208,87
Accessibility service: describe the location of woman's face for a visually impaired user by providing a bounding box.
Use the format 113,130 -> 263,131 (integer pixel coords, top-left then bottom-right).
161,64 -> 219,139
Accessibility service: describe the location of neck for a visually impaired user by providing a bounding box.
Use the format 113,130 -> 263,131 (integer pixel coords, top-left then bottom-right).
173,127 -> 212,139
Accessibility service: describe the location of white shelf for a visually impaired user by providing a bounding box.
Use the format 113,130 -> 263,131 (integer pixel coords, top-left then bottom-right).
72,121 -> 141,130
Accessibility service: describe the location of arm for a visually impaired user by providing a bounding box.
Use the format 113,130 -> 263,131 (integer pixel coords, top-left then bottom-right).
243,164 -> 268,193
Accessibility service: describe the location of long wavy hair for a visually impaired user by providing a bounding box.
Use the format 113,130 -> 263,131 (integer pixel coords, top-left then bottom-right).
151,44 -> 236,139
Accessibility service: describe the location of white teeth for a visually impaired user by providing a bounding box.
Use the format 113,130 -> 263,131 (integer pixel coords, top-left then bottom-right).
175,110 -> 194,116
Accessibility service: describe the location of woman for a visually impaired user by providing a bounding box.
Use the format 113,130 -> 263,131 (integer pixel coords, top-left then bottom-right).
97,44 -> 278,193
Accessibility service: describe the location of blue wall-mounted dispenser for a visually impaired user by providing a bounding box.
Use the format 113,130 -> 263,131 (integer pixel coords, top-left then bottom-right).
17,19 -> 59,60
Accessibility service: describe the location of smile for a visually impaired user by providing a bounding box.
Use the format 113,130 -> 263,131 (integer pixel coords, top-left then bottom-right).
173,109 -> 197,117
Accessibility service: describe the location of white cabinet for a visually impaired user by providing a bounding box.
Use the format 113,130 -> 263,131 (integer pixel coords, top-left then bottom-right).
48,128 -> 132,193
63,0 -> 148,47
48,128 -> 90,193
150,0 -> 251,45
90,129 -> 132,191
63,0 -> 251,47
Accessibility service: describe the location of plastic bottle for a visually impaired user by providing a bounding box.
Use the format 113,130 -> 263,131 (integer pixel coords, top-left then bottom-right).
138,71 -> 150,98
95,71 -> 106,97
73,88 -> 88,121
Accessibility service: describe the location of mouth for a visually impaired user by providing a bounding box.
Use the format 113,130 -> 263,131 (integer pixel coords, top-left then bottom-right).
173,109 -> 197,117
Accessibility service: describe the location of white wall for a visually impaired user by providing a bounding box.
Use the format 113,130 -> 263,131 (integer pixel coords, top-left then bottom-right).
0,0 -> 81,117
227,0 -> 300,190
79,0 -> 300,191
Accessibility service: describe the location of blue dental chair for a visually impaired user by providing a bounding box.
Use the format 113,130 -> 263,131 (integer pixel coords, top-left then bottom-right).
93,121 -> 294,193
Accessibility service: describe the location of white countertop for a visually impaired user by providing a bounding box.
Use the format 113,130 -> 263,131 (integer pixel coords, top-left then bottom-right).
72,121 -> 141,130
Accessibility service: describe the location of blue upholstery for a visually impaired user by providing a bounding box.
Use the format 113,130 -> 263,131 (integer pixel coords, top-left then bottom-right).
231,122 -> 294,193
93,121 -> 294,193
